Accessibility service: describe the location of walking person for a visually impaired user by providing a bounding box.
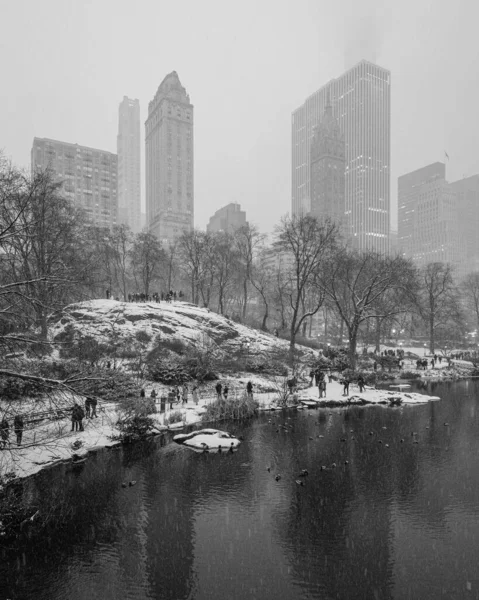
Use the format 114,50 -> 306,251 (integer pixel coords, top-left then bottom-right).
90,397 -> 98,418
317,371 -> 325,398
150,388 -> 157,402
14,414 -> 24,446
71,403 -> 80,432
341,377 -> 350,397
215,381 -> 222,400
357,375 -> 365,393
84,397 -> 91,419
223,385 -> 229,400
246,380 -> 253,399
175,385 -> 181,403
192,384 -> 199,405
182,383 -> 188,404
77,404 -> 85,431
0,417 -> 9,449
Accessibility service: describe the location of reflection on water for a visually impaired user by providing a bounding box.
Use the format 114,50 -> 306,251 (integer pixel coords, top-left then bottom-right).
2,380 -> 479,599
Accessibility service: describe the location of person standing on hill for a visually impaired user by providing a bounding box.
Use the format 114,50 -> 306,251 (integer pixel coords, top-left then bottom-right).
14,414 -> 24,445
215,381 -> 222,400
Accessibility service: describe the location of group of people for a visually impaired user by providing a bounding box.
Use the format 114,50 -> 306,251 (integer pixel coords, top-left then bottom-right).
126,290 -> 185,303
0,414 -> 24,448
141,383 -> 200,407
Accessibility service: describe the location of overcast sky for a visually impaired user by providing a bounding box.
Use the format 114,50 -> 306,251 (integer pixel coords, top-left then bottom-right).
0,0 -> 477,234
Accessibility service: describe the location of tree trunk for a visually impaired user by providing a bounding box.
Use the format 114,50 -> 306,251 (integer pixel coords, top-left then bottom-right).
242,278 -> 248,319
349,329 -> 358,370
429,315 -> 435,354
375,316 -> 381,352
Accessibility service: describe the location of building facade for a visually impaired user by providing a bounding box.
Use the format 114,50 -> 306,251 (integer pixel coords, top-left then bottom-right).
31,137 -> 117,229
398,163 -> 460,268
450,174 -> 479,276
292,60 -> 391,252
145,71 -> 194,244
117,97 -> 141,233
310,98 -> 345,228
206,203 -> 247,233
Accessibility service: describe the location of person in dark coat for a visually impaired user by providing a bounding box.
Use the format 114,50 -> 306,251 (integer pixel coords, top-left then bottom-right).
0,417 -> 9,449
357,375 -> 365,393
215,382 -> 222,400
341,378 -> 350,396
14,414 -> 24,445
223,385 -> 229,400
246,381 -> 253,398
90,397 -> 98,418
140,388 -> 146,399
77,404 -> 85,431
71,403 -> 79,432
309,369 -> 314,387
84,397 -> 91,419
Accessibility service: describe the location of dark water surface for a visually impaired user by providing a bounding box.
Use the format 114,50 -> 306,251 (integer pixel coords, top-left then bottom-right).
2,380 -> 479,600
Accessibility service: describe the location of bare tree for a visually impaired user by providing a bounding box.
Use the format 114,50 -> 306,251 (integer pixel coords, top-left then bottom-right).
2,169 -> 92,338
212,232 -> 239,315
234,223 -> 264,319
321,250 -> 416,368
110,224 -> 133,301
275,214 -> 339,350
130,232 -> 164,297
461,272 -> 479,334
413,262 -> 463,353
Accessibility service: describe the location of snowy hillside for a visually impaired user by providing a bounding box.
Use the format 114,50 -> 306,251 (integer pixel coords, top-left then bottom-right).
50,299 -> 312,359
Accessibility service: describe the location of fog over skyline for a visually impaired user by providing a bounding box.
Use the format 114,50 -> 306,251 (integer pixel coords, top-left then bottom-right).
1,0 -> 477,234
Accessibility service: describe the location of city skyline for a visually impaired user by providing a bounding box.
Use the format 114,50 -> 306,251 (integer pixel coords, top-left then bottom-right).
2,0 -> 477,237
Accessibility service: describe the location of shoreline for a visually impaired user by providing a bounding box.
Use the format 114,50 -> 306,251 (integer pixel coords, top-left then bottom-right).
0,378 -> 441,488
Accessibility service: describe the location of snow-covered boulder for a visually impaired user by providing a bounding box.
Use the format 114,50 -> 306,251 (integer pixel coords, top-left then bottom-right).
173,428 -> 241,451
50,299 -> 314,359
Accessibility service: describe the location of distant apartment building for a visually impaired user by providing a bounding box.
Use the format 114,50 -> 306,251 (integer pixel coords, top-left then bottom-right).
450,174 -> 479,276
206,203 -> 247,233
117,97 -> 141,233
292,60 -> 391,252
145,71 -> 194,244
31,137 -> 117,229
310,97 -> 345,228
398,163 -> 461,268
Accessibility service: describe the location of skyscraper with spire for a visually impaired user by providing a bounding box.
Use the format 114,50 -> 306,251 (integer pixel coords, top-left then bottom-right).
310,94 -> 345,228
145,72 -> 194,244
117,96 -> 141,233
292,60 -> 391,252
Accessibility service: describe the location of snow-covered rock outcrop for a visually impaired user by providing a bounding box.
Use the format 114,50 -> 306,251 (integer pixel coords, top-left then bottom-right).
50,299 -> 310,359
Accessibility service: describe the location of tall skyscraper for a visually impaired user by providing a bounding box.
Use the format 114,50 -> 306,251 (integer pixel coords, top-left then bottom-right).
292,60 -> 391,252
145,71 -> 194,244
398,163 -> 460,268
310,97 -> 345,227
31,137 -> 117,230
450,174 -> 479,276
117,97 -> 141,233
207,203 -> 247,233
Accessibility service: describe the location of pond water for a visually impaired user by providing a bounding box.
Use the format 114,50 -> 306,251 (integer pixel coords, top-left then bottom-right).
2,380 -> 479,600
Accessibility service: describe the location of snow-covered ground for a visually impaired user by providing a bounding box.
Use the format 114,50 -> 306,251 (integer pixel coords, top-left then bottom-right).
0,377 -> 439,484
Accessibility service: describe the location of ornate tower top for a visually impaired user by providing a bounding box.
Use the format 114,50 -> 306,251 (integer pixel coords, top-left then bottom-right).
311,98 -> 344,161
